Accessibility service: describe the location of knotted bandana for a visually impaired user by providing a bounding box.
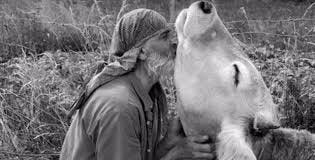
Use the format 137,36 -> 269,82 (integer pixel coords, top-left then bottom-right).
68,9 -> 171,117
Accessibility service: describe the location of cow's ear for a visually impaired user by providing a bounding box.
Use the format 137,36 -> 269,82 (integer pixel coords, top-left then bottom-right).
175,9 -> 187,40
251,111 -> 280,136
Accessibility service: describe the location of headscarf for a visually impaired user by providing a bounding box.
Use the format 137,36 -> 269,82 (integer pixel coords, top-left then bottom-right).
68,9 -> 170,118
110,8 -> 168,56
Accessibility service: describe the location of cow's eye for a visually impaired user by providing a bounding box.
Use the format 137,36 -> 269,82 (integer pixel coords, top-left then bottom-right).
233,64 -> 240,87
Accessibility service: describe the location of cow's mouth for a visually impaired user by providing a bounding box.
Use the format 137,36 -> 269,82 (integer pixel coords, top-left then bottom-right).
199,1 -> 213,14
180,1 -> 217,39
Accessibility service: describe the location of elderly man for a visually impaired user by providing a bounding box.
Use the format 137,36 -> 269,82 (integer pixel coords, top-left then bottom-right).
60,9 -> 215,160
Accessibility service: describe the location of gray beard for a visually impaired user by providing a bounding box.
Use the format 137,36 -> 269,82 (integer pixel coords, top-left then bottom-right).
146,53 -> 175,84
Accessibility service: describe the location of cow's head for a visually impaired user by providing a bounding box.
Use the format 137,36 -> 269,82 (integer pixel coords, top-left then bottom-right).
174,1 -> 279,134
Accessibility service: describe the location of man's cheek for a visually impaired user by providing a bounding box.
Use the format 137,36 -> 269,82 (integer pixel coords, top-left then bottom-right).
164,59 -> 175,75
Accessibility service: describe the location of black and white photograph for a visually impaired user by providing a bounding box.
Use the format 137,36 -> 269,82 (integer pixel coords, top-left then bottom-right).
0,0 -> 314,159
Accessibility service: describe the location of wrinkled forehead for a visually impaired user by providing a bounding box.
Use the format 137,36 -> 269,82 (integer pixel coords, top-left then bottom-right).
136,28 -> 170,45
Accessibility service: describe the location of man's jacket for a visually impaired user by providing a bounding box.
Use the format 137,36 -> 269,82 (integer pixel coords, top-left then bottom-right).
60,73 -> 166,160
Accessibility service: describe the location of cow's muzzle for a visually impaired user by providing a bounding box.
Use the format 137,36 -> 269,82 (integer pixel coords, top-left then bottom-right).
199,1 -> 212,14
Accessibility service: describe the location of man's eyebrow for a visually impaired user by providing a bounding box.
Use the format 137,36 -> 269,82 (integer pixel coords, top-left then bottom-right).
157,28 -> 172,38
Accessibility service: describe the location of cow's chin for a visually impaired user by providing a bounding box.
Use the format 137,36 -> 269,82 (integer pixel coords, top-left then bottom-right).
179,1 -> 217,40
175,9 -> 187,42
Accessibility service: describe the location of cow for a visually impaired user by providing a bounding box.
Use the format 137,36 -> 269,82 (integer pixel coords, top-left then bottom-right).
174,1 -> 280,160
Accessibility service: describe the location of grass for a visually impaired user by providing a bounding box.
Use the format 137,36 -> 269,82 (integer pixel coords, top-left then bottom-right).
0,51 -> 104,159
0,0 -> 314,159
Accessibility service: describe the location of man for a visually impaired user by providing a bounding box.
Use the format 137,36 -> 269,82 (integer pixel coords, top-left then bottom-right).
60,9 -> 215,160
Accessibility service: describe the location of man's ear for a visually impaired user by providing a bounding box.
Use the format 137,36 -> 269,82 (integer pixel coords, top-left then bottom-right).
139,48 -> 148,60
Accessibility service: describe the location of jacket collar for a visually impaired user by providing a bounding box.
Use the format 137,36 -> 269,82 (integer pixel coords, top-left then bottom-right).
125,72 -> 154,111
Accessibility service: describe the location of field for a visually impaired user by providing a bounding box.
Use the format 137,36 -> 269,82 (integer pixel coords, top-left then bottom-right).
0,0 -> 314,159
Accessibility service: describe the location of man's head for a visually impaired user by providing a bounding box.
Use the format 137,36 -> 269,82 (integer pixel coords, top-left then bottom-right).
69,9 -> 175,117
110,8 -> 176,82
140,29 -> 176,82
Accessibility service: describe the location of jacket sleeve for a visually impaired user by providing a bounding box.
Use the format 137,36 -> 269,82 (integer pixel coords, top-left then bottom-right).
95,104 -> 142,160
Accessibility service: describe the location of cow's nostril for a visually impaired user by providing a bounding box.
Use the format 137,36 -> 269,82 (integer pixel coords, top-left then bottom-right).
199,1 -> 212,14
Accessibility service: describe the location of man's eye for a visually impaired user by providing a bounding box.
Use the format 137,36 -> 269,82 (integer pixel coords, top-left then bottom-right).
159,30 -> 170,39
233,64 -> 240,87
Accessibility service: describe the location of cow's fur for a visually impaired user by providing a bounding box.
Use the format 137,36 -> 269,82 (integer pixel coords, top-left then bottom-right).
174,1 -> 314,160
252,128 -> 315,160
217,119 -> 257,160
174,1 -> 279,160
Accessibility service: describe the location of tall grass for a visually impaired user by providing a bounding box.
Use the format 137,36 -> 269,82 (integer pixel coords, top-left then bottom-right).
0,0 -> 114,62
0,51 -> 104,159
0,0 -> 314,159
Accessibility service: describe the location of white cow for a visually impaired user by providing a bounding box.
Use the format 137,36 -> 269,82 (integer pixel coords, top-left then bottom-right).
174,1 -> 279,160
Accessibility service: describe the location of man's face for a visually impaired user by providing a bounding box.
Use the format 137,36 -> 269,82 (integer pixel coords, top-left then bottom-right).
142,29 -> 177,81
